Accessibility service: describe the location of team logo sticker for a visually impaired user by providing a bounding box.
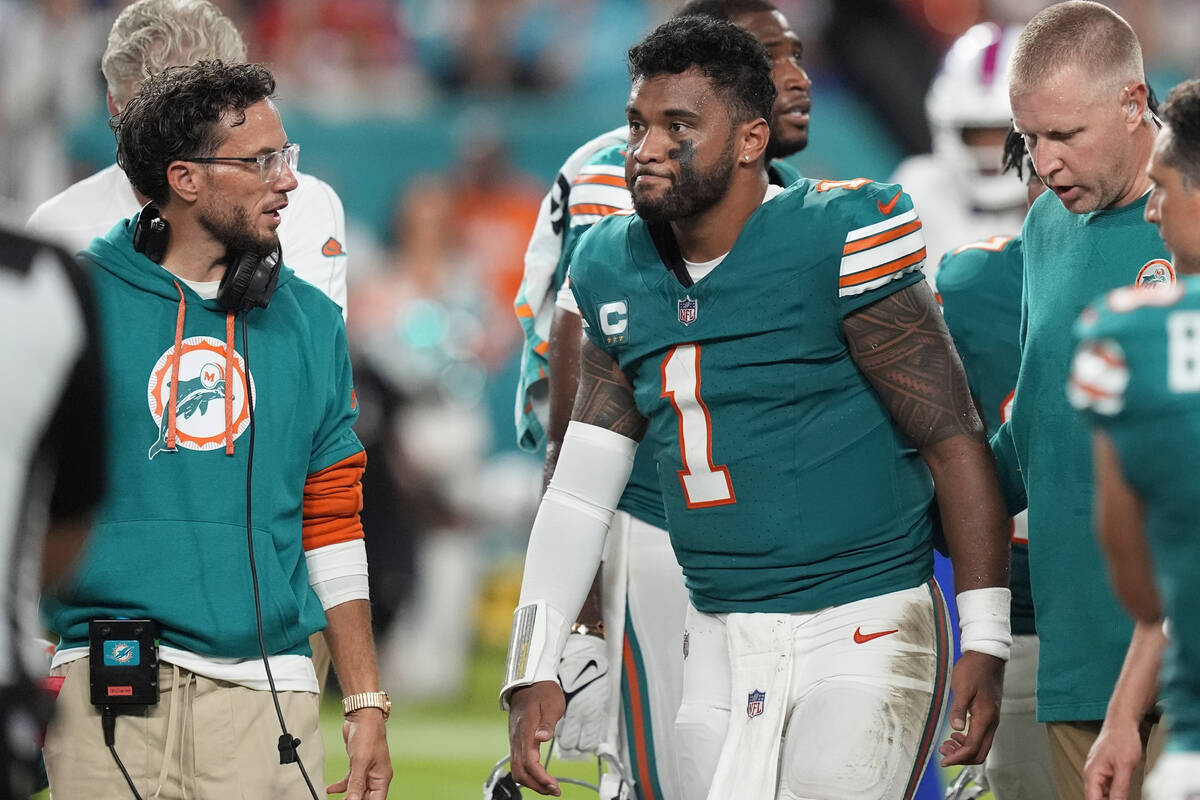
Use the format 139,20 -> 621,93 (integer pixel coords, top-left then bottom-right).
104,640 -> 139,667
747,689 -> 765,719
1136,259 -> 1176,288
146,336 -> 255,460
678,295 -> 698,326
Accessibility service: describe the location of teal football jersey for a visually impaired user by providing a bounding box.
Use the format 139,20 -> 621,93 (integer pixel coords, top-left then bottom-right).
936,236 -> 1034,636
994,190 -> 1171,722
570,178 -> 934,613
552,145 -> 806,531
1070,277 -> 1200,752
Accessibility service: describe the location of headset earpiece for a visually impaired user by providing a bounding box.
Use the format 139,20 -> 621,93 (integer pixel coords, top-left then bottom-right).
217,245 -> 282,313
131,202 -> 169,264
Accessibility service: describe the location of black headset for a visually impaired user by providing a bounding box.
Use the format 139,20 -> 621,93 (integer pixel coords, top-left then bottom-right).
132,202 -> 281,313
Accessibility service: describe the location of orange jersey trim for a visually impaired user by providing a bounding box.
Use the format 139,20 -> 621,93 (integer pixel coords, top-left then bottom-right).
574,173 -> 626,188
842,219 -> 923,256
569,202 -> 625,217
1067,377 -> 1115,401
303,451 -> 366,551
838,248 -> 927,288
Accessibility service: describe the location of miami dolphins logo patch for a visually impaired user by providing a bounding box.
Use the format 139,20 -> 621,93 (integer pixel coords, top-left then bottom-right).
146,336 -> 255,460
1136,259 -> 1176,288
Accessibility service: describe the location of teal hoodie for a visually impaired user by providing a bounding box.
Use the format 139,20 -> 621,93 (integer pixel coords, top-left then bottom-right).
43,214 -> 362,659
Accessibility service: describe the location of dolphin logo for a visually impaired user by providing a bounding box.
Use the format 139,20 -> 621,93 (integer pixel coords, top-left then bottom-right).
148,373 -> 227,459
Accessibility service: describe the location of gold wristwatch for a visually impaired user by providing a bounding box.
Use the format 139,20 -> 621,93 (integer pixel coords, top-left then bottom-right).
342,691 -> 391,721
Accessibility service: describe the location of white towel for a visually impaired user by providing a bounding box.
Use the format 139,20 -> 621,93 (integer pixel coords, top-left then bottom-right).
706,613 -> 794,800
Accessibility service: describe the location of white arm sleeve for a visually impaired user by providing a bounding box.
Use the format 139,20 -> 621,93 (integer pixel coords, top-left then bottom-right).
305,539 -> 370,610
500,421 -> 637,708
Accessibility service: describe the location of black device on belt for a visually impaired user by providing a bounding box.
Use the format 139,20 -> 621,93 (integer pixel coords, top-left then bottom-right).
89,618 -> 159,800
88,619 -> 159,707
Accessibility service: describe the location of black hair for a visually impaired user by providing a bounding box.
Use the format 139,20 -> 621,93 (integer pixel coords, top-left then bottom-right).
1003,83 -> 1163,181
1002,127 -> 1029,179
628,16 -> 776,126
1159,79 -> 1200,190
675,0 -> 778,21
113,60 -> 276,206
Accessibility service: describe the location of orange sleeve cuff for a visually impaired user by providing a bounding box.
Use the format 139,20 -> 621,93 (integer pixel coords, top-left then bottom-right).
303,451 -> 366,551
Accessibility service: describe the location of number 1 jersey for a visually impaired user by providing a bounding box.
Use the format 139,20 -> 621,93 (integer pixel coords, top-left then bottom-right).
570,178 -> 935,613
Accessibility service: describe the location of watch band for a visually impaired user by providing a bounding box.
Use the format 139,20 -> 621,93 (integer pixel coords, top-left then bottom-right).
342,691 -> 391,720
570,620 -> 606,639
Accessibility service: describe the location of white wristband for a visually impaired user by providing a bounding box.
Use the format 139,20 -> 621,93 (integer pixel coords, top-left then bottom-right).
957,587 -> 1012,661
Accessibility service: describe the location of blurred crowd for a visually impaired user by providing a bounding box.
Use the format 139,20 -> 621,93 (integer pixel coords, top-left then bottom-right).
2,0 -> 1198,701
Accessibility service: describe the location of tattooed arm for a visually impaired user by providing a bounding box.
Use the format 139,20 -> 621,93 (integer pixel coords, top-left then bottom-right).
842,280 -> 1008,590
843,280 -> 1009,768
571,337 -> 648,438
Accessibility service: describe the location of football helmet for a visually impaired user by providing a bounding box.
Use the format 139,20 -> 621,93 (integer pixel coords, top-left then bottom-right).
483,749 -> 631,800
926,23 -> 1025,211
944,765 -> 988,800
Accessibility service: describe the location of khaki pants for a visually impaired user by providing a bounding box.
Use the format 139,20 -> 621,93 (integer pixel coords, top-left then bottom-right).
1047,715 -> 1166,800
311,632 -> 332,696
44,658 -> 323,799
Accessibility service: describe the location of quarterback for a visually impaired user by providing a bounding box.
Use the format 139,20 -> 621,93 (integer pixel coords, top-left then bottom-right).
504,16 -> 1011,800
512,3 -> 810,798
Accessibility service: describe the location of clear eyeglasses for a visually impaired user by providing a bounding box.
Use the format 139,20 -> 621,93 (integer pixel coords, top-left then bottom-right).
183,142 -> 300,183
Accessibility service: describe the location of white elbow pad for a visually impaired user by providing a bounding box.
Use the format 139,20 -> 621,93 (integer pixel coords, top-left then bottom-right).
500,422 -> 637,708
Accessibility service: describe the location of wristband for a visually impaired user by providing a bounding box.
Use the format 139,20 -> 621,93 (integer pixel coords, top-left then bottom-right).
957,587 -> 1012,661
500,600 -> 568,709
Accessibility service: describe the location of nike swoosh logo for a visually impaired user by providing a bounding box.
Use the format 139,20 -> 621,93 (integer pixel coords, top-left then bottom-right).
853,626 -> 899,644
877,189 -> 902,216
572,660 -> 599,685
562,660 -> 604,703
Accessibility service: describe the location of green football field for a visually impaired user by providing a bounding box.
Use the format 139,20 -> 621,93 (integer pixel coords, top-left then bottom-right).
35,645 -> 984,798
321,646 -> 602,799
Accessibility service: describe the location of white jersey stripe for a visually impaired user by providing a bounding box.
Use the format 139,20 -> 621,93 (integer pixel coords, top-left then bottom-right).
840,230 -> 926,276
837,263 -> 923,298
569,213 -> 605,228
844,208 -> 919,242
574,164 -> 625,180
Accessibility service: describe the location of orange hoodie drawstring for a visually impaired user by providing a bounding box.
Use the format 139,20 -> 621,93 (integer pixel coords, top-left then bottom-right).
168,282 -> 238,456
167,283 -> 186,451
224,311 -> 235,455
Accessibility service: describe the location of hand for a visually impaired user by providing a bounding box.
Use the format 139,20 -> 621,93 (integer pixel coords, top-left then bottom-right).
555,633 -> 610,760
939,650 -> 1004,766
508,680 -> 566,796
326,708 -> 392,800
1084,716 -> 1144,800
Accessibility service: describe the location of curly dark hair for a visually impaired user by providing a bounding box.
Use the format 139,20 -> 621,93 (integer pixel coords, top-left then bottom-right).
628,16 -> 776,126
1159,79 -> 1200,190
113,60 -> 276,206
675,0 -> 777,21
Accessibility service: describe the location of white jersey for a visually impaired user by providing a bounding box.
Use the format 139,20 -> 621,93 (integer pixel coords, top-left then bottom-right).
0,219 -> 102,687
26,163 -> 349,317
890,154 -> 1024,286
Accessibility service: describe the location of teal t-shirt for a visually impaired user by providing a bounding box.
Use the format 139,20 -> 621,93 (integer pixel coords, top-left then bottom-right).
1070,277 -> 1200,753
571,178 -> 934,613
992,190 -> 1170,722
936,236 -> 1034,636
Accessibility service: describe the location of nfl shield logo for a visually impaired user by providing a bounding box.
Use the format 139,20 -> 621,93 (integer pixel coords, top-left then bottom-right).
747,689 -> 765,719
678,295 -> 698,326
